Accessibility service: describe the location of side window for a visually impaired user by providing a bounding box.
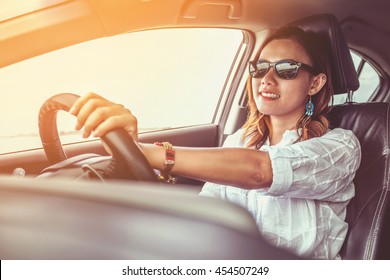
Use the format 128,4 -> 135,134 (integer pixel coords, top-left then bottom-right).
333,51 -> 380,104
0,28 -> 243,154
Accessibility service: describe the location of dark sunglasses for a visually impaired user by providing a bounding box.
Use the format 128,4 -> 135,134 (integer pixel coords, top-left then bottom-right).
248,59 -> 319,80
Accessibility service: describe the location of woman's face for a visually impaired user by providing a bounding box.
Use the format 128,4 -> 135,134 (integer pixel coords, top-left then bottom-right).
252,38 -> 316,123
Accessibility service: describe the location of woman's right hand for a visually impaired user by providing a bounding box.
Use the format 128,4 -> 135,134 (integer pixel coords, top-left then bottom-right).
69,92 -> 139,141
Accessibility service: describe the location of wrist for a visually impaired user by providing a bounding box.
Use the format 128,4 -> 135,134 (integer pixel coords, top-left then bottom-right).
154,142 -> 176,184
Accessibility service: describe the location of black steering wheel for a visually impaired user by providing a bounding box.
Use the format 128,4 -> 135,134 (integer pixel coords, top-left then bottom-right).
38,93 -> 157,182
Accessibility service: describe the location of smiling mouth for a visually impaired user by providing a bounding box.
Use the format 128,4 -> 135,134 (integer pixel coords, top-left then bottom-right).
261,92 -> 280,99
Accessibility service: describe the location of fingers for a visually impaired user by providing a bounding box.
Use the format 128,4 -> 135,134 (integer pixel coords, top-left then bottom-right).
76,99 -> 115,137
93,113 -> 138,141
69,92 -> 138,140
69,92 -> 105,117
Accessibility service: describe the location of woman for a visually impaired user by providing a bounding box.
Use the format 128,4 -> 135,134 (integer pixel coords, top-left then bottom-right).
69,27 -> 361,259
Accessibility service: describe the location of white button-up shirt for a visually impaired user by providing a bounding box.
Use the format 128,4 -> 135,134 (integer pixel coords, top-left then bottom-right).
200,128 -> 361,259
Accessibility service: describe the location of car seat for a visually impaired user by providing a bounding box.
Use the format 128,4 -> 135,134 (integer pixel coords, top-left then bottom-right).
293,13 -> 390,259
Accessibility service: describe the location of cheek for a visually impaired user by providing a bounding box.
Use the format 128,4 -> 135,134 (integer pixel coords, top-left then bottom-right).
285,80 -> 312,99
251,78 -> 260,93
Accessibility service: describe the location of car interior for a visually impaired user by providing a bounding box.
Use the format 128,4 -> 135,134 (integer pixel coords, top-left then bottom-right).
0,0 -> 389,260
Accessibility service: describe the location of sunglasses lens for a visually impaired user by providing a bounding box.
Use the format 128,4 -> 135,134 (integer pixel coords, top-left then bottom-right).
249,63 -> 258,78
249,61 -> 269,78
275,62 -> 299,79
256,62 -> 270,78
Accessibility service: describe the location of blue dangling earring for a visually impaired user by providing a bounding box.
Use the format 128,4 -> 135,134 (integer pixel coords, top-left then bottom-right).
305,96 -> 314,116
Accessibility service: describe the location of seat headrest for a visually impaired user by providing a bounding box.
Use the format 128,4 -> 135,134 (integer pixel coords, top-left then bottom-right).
289,13 -> 359,94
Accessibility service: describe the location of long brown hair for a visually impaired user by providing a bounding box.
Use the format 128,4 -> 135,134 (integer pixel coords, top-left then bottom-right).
241,26 -> 334,148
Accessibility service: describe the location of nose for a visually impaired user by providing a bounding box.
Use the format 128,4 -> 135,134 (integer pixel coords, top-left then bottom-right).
260,66 -> 277,85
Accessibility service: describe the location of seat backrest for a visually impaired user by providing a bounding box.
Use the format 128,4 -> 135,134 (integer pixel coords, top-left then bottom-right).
329,103 -> 390,259
290,14 -> 390,259
290,13 -> 359,94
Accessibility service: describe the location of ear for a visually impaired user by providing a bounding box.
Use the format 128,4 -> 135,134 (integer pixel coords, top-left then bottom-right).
309,73 -> 327,96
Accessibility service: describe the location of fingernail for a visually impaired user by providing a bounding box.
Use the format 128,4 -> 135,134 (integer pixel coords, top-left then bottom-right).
74,122 -> 82,131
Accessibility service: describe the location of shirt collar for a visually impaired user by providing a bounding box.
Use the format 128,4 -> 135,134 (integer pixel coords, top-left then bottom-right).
261,129 -> 300,149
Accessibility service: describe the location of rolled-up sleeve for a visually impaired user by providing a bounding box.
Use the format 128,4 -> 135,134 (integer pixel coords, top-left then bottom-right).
265,128 -> 361,201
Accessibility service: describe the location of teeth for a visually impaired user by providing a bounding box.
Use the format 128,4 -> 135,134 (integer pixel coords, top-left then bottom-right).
261,92 -> 280,99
